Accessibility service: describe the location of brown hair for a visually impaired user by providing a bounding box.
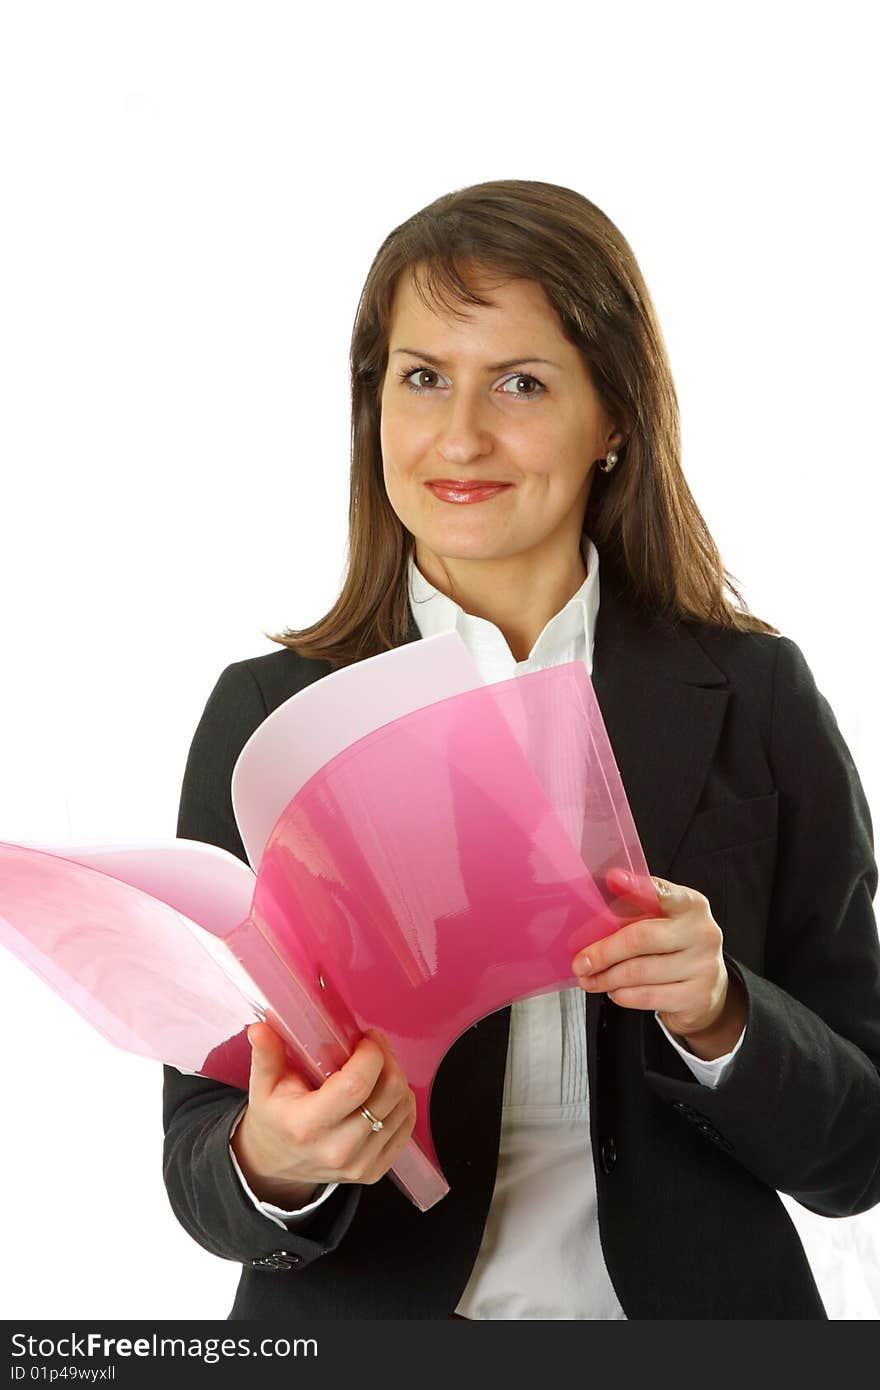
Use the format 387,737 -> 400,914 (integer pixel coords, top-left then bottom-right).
266,179 -> 777,667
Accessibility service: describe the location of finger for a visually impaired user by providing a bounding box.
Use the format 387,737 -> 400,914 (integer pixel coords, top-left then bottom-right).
246,1022 -> 312,1106
578,952 -> 693,994
324,1088 -> 417,1182
336,1034 -> 416,1154
573,914 -> 688,976
648,876 -> 694,915
305,1036 -> 387,1128
606,894 -> 653,926
605,867 -> 660,906
356,1088 -> 415,1153
354,1054 -> 412,1129
360,1094 -> 419,1184
363,1027 -> 407,1081
604,981 -> 696,1013
607,870 -> 694,920
360,1027 -> 412,1100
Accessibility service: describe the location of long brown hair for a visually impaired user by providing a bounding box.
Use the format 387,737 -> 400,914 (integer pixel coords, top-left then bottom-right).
267,179 -> 777,667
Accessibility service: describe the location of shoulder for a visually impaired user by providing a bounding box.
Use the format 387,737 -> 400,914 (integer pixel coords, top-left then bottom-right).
677,617 -> 842,760
683,619 -> 819,702
184,647 -> 336,780
683,619 -> 783,684
601,574 -> 790,709
222,645 -> 335,718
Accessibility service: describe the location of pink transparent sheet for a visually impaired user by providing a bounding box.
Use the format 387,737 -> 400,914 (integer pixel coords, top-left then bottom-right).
230,629 -> 488,873
0,659 -> 656,1212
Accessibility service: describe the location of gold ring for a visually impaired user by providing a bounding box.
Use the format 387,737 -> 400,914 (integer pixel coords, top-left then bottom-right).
359,1105 -> 384,1132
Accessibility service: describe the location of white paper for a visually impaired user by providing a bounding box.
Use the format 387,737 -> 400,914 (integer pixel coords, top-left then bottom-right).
231,629 -> 486,871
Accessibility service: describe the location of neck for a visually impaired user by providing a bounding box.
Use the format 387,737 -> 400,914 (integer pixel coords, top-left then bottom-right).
414,537 -> 589,664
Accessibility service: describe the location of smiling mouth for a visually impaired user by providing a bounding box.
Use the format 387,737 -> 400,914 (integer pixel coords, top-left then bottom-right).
425,481 -> 513,504
427,479 -> 512,488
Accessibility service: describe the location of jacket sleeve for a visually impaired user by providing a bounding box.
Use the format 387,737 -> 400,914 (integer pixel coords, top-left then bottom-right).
162,660 -> 360,1269
642,635 -> 880,1217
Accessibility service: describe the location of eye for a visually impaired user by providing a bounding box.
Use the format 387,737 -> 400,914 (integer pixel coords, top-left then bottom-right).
398,366 -> 443,393
499,374 -> 545,400
396,365 -> 547,402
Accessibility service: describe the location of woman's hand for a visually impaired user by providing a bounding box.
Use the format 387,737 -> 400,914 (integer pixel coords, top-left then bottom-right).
571,867 -> 747,1059
231,1024 -> 417,1208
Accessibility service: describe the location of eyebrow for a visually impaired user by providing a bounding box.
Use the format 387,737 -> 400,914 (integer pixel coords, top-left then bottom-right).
390,347 -> 563,372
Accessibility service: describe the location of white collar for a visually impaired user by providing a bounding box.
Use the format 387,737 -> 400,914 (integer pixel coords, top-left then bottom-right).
406,533 -> 600,670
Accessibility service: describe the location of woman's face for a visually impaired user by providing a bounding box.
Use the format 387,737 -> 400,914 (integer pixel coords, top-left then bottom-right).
379,264 -> 623,573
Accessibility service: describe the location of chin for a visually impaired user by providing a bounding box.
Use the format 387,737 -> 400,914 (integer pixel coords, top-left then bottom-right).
421,538 -> 520,566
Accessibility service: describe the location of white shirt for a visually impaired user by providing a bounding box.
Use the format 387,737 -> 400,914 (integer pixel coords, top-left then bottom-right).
225,534 -> 746,1316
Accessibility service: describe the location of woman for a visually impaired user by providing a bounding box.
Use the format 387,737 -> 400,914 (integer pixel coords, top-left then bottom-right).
163,179 -> 880,1319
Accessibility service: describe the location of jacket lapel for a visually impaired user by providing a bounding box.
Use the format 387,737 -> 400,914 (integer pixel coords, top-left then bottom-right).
588,578 -> 730,880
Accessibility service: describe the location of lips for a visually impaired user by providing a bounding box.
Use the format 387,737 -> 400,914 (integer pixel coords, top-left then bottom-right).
427,480 -> 511,489
426,481 -> 513,504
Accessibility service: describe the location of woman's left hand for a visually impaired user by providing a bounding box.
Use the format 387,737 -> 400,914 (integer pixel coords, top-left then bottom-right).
571,867 -> 747,1054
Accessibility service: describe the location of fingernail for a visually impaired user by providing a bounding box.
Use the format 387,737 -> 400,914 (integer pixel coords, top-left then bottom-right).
576,955 -> 592,975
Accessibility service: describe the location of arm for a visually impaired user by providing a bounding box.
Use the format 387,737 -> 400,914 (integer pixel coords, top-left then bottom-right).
161,661 -> 361,1268
228,1100 -> 339,1228
642,636 -> 880,1216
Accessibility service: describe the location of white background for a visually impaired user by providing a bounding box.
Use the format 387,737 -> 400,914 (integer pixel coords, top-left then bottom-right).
0,0 -> 877,1320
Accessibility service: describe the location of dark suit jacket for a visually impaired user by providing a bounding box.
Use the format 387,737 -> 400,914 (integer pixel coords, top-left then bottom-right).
162,572 -> 880,1319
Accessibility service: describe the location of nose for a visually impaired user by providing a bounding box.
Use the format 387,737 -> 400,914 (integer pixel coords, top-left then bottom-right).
434,386 -> 494,467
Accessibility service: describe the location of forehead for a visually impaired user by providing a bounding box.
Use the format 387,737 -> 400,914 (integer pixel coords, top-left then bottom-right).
388,267 -> 565,343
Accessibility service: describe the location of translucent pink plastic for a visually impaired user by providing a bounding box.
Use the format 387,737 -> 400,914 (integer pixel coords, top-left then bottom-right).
0,652 -> 656,1211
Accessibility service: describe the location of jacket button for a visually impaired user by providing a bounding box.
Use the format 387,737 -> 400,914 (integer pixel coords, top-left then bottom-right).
600,1137 -> 617,1174
273,1250 -> 302,1268
251,1250 -> 301,1271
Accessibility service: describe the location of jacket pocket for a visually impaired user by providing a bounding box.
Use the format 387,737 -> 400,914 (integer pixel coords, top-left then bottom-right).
674,789 -> 779,860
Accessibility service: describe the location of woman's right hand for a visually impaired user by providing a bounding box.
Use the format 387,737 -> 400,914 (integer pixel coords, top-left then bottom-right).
230,1022 -> 418,1209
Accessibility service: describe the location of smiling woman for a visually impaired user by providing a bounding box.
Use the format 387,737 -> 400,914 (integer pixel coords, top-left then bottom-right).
162,179 -> 880,1320
264,179 -> 780,670
379,270 -> 625,662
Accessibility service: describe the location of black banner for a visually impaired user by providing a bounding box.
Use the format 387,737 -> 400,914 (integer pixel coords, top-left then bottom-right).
0,1318 -> 865,1386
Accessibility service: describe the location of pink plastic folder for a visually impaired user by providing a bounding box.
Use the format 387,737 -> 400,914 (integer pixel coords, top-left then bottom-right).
0,633 -> 656,1210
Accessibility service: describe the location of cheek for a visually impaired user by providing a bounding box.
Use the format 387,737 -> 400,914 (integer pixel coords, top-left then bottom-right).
380,412 -> 427,476
378,395 -> 390,457
511,420 -> 585,472
379,426 -> 414,503
519,455 -> 588,494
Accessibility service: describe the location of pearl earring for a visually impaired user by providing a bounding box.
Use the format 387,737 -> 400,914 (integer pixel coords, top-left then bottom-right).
597,450 -> 619,474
